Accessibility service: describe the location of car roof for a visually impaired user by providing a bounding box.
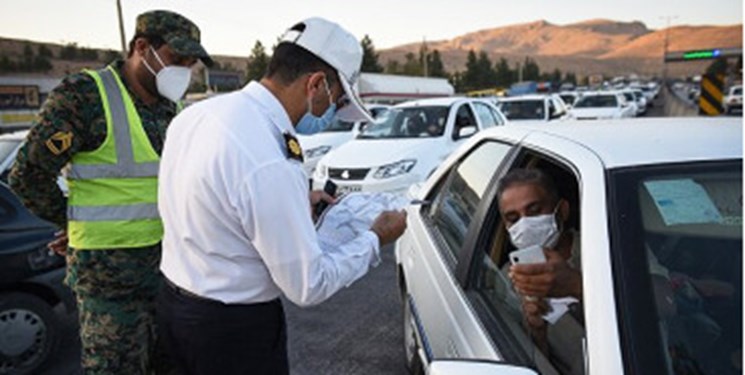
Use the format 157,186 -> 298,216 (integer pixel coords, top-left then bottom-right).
499,94 -> 549,102
0,130 -> 29,141
580,91 -> 620,96
394,96 -> 480,108
480,118 -> 742,168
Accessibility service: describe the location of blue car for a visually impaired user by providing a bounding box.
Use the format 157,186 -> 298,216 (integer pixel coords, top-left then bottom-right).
0,182 -> 74,375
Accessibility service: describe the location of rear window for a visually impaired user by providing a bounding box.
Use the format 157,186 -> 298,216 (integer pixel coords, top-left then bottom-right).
574,95 -> 618,108
498,100 -> 545,120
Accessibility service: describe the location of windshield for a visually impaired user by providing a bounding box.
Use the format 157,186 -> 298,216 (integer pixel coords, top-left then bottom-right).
498,100 -> 545,120
732,87 -> 742,96
622,92 -> 635,101
0,140 -> 21,165
574,95 -> 618,108
358,106 -> 449,139
611,161 -> 742,375
321,107 -> 389,133
323,118 -> 356,132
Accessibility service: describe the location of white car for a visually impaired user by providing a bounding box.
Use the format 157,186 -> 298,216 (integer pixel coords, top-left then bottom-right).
497,94 -> 568,123
396,118 -> 742,375
723,85 -> 742,115
618,90 -> 640,117
313,97 -> 506,195
0,130 -> 68,193
0,130 -> 27,181
631,84 -> 656,104
569,91 -> 635,120
629,89 -> 648,115
298,104 -> 390,175
558,91 -> 581,108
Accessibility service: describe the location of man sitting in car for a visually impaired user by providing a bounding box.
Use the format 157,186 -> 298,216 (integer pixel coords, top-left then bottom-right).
496,168 -> 583,355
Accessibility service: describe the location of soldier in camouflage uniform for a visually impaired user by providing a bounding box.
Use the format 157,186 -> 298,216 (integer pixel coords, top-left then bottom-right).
9,10 -> 212,375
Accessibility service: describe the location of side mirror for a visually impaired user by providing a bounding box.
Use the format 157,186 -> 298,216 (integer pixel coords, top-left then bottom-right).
429,360 -> 539,375
455,126 -> 477,139
407,182 -> 423,200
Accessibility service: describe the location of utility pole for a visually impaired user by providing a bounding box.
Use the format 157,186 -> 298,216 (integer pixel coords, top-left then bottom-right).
421,37 -> 428,77
117,0 -> 127,57
659,15 -> 678,84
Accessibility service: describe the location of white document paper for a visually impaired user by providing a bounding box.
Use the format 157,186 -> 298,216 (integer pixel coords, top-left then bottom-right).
543,297 -> 579,324
315,192 -> 408,252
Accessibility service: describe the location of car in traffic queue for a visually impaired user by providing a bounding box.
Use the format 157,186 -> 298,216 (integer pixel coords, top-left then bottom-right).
0,182 -> 75,375
298,104 -> 391,176
396,118 -> 742,375
723,84 -> 742,115
628,89 -> 648,115
558,92 -> 581,109
496,94 -> 569,123
618,90 -> 641,117
567,91 -> 635,120
312,97 -> 506,194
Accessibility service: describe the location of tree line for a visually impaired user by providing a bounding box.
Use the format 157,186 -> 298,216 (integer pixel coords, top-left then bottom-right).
0,42 -> 120,74
243,35 -> 577,93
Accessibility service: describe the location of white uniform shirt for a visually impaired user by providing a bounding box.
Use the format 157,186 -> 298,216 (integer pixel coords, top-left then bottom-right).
158,81 -> 380,306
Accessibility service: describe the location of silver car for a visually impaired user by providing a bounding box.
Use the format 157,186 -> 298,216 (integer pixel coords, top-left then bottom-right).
396,118 -> 742,375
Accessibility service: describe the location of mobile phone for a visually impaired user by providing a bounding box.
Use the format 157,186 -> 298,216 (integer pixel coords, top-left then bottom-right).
509,245 -> 547,265
314,180 -> 338,217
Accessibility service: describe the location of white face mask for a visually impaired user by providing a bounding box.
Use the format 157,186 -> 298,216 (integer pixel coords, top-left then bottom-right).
143,46 -> 191,103
507,205 -> 561,249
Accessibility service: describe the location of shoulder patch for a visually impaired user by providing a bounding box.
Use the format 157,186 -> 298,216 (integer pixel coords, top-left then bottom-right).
45,131 -> 73,155
283,132 -> 304,162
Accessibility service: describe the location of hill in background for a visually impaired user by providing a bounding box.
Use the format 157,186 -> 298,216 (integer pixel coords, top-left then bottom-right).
378,19 -> 742,78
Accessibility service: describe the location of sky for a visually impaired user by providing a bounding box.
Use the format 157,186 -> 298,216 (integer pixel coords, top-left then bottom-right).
0,0 -> 742,57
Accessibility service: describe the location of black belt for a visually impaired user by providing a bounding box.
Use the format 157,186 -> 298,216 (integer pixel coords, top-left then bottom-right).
163,276 -> 217,303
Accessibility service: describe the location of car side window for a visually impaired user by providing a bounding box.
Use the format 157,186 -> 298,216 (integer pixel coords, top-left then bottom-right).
469,156 -> 587,375
425,141 -> 513,268
473,102 -> 500,128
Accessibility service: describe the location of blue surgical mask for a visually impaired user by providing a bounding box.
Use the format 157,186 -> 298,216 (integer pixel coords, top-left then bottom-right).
296,78 -> 336,135
296,103 -> 337,135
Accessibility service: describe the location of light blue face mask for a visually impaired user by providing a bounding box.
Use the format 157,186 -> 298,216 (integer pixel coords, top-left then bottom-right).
296,102 -> 337,135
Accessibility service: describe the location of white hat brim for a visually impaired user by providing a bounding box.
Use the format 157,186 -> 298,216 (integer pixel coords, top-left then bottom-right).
336,73 -> 374,123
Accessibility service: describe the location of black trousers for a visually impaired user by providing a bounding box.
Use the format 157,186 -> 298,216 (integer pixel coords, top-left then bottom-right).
157,278 -> 289,375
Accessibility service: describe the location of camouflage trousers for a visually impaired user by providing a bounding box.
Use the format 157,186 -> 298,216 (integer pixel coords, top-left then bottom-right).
65,244 -> 173,375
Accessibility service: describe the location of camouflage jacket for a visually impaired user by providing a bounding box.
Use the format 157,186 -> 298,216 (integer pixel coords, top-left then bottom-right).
8,60 -> 177,228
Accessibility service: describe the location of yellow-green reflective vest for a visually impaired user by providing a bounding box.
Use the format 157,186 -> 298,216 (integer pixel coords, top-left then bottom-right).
67,66 -> 162,249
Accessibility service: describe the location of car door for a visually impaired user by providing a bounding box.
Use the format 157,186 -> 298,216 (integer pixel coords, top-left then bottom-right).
399,139 -> 517,364
456,133 -> 621,375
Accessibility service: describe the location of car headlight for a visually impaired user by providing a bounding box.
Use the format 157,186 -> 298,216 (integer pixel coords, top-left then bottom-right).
374,159 -> 416,179
305,145 -> 332,159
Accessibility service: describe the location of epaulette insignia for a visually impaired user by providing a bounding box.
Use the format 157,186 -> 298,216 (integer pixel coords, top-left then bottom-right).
45,131 -> 73,155
283,132 -> 304,162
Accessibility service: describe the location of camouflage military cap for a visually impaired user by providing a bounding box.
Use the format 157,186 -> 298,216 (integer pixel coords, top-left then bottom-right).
136,10 -> 213,67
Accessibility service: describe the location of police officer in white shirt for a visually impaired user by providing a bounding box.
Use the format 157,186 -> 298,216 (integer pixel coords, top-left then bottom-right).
155,17 -> 407,374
